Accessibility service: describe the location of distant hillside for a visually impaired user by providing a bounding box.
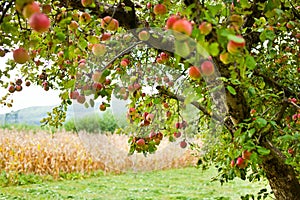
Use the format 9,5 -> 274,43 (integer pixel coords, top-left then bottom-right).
0,96 -> 128,126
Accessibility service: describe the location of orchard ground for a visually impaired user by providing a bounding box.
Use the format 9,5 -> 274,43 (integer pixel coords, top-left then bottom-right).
0,167 -> 273,200
0,128 -> 273,200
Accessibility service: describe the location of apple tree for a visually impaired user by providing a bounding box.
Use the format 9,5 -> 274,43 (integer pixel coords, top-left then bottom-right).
0,0 -> 300,199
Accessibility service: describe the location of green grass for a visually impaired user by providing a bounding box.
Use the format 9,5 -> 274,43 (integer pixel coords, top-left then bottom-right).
0,167 -> 272,200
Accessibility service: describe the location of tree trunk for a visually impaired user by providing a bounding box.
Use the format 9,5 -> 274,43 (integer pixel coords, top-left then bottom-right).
260,139 -> 300,200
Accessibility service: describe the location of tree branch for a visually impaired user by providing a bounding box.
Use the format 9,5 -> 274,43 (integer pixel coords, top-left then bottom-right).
156,86 -> 235,135
253,70 -> 300,99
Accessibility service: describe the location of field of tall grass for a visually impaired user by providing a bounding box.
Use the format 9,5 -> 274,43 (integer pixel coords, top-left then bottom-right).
0,129 -> 200,186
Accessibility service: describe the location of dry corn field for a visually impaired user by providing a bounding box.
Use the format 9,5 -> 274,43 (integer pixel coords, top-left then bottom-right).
0,129 -> 201,179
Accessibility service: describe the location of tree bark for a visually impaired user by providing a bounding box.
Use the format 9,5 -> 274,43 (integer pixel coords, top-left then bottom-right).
260,139 -> 300,200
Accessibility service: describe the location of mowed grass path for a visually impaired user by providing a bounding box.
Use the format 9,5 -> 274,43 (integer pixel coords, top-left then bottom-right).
0,167 -> 272,200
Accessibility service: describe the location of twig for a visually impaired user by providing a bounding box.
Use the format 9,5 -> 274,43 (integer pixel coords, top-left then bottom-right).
290,101 -> 300,109
102,40 -> 143,71
0,0 -> 14,25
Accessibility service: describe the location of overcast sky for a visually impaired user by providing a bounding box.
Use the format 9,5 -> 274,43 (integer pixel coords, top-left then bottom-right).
0,53 -> 61,114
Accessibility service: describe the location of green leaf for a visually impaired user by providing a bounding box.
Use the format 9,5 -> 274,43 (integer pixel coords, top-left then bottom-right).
259,30 -> 275,42
227,86 -> 236,95
265,0 -> 280,11
206,4 -> 222,17
64,79 -> 75,89
247,128 -> 256,137
256,146 -> 270,155
78,37 -> 88,51
209,43 -> 219,57
240,0 -> 251,9
245,55 -> 256,70
153,98 -> 161,104
56,32 -> 66,41
255,118 -> 267,129
227,34 -> 245,43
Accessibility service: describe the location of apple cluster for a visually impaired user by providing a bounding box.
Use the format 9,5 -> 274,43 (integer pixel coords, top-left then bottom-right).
69,64 -> 112,109
230,150 -> 252,169
130,131 -> 164,154
156,52 -> 169,64
8,78 -> 30,93
16,1 -> 51,33
188,60 -> 215,80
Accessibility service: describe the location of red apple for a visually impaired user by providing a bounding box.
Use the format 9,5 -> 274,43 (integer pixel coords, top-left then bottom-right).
101,33 -> 111,41
120,58 -> 130,67
134,83 -> 141,90
219,52 -> 230,64
198,21 -> 212,35
236,157 -> 247,169
0,49 -> 5,57
146,2 -> 152,9
230,160 -> 235,168
250,109 -> 256,115
146,113 -> 155,122
92,44 -> 106,56
15,85 -> 22,92
156,57 -> 163,64
105,78 -> 111,85
166,111 -> 172,119
101,16 -> 119,31
77,95 -> 86,104
70,90 -> 79,99
286,22 -> 294,29
189,66 -> 201,80
143,112 -> 149,120
157,131 -> 163,140
22,1 -> 40,18
128,85 -> 135,92
180,140 -> 187,148
174,132 -> 181,138
138,30 -> 150,41
136,138 -> 145,146
160,52 -> 169,61
166,15 -> 180,29
29,13 -> 50,33
172,19 -> 193,38
99,103 -> 106,111
200,61 -> 214,76
16,79 -> 22,86
175,122 -> 182,129
242,150 -> 252,160
81,0 -> 93,7
25,81 -> 31,87
79,12 -> 91,23
13,48 -> 30,64
8,85 -> 15,93
227,35 -> 246,54
153,4 -> 167,15
181,120 -> 188,129
163,102 -> 169,108
288,148 -> 294,155
128,107 -> 136,115
69,20 -> 79,30
149,131 -> 156,139
92,82 -> 102,91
